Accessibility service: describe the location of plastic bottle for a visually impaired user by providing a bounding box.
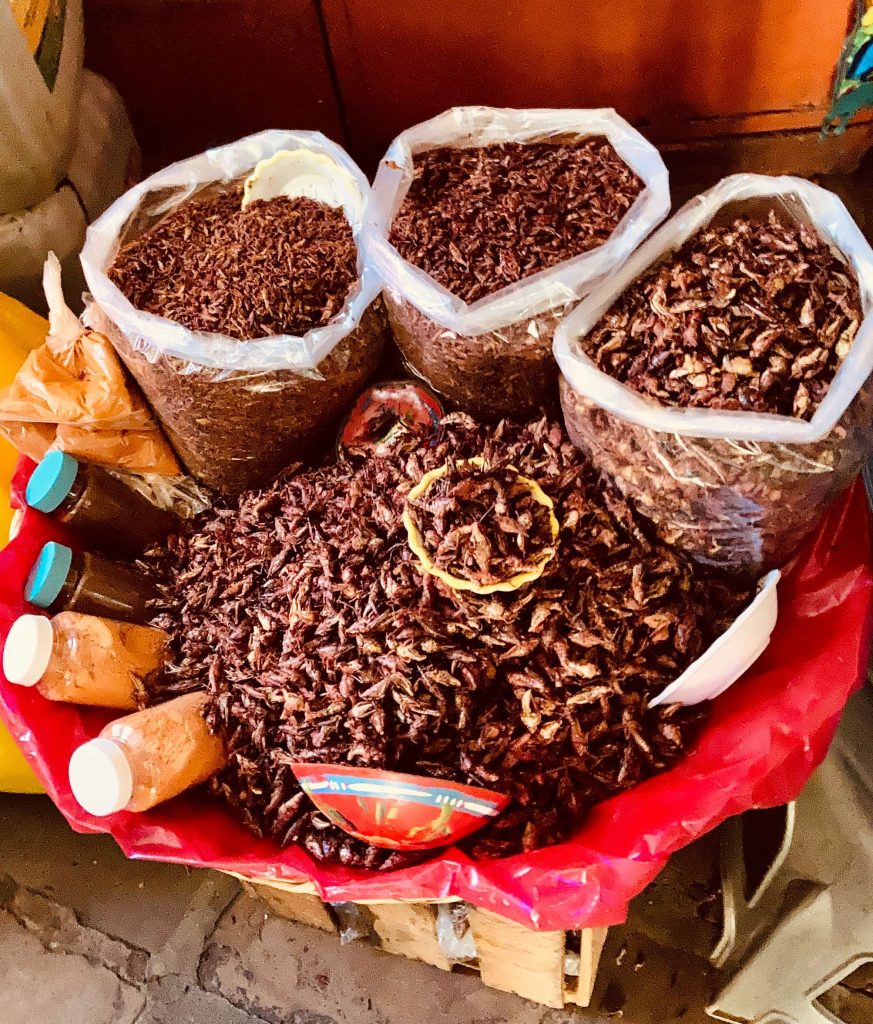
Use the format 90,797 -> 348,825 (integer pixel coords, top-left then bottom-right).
3,612 -> 169,709
24,541 -> 160,624
26,451 -> 178,556
68,691 -> 226,816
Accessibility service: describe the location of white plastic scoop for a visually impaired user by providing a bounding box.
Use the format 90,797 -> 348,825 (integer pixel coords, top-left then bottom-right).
649,569 -> 781,708
241,149 -> 364,223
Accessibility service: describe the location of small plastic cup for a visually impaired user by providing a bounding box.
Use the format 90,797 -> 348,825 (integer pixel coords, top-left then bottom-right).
403,456 -> 559,595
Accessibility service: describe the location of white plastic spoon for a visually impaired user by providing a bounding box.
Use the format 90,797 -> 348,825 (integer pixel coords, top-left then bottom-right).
649,569 -> 781,708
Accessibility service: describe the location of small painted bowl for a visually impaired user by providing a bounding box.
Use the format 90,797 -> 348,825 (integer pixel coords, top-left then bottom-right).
337,380 -> 444,459
291,763 -> 509,851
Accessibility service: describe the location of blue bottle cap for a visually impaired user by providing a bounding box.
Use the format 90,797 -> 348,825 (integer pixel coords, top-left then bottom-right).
26,451 -> 80,513
24,542 -> 73,609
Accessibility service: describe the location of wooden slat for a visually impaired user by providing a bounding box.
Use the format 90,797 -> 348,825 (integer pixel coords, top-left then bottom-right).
563,927 -> 609,1008
468,907 -> 565,1009
238,876 -> 609,1009
234,872 -> 319,897
369,902 -> 452,971
245,881 -> 337,933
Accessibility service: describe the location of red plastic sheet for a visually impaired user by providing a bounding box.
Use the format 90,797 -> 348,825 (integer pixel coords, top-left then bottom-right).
2,456 -> 872,930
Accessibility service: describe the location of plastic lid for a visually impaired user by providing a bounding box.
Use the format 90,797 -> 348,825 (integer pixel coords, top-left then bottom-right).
2,614 -> 54,686
26,451 -> 79,513
68,738 -> 134,816
24,542 -> 73,609
242,149 -> 364,220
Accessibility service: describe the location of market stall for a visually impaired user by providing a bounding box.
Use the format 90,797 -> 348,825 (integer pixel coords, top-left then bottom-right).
1,109 -> 872,1006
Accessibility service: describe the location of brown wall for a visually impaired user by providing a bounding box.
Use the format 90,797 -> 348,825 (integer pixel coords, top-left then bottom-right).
85,0 -> 858,174
324,0 -> 857,167
84,0 -> 344,172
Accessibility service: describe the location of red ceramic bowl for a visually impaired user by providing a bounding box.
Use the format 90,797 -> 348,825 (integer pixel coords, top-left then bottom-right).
291,763 -> 509,851
336,380 -> 444,458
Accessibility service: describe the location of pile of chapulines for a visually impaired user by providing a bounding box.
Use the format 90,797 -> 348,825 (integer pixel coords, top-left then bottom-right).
390,139 -> 643,302
582,212 -> 862,420
146,414 -> 751,869
110,189 -> 357,341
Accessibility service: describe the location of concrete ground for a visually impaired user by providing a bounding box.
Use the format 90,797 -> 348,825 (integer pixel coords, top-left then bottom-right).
0,791 -> 725,1024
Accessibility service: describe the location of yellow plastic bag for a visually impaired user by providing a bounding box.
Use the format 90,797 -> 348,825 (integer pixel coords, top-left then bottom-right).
0,290 -> 45,537
0,724 -> 43,794
0,290 -> 46,793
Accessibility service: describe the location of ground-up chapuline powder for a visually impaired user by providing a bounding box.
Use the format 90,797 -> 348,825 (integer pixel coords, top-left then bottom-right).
109,189 -> 358,340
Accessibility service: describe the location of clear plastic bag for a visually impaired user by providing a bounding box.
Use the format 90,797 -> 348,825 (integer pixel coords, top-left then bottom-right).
554,174 -> 873,575
329,902 -> 374,945
435,903 -> 477,965
112,470 -> 211,521
80,131 -> 387,494
363,106 -> 670,420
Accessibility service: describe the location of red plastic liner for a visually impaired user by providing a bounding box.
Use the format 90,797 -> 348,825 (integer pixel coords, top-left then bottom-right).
2,456 -> 871,930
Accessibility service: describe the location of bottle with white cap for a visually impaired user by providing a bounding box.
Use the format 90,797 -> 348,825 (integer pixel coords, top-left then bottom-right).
24,540 -> 161,624
68,691 -> 226,816
25,451 -> 178,556
3,611 -> 169,708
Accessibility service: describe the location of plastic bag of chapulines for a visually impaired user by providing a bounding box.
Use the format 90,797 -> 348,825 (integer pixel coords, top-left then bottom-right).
82,130 -> 387,495
555,174 -> 873,576
363,106 -> 669,420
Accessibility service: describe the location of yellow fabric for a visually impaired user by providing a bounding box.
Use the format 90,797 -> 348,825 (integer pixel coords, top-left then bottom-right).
0,726 -> 44,793
0,292 -> 47,793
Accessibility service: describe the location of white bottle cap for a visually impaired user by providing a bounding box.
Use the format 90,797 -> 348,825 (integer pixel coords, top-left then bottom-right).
3,614 -> 54,686
68,738 -> 134,816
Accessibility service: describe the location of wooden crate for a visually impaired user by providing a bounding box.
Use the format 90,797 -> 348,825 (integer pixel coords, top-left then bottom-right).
243,877 -> 608,1009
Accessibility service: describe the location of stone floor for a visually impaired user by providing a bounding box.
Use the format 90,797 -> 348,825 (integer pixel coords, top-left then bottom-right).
0,792 -> 725,1024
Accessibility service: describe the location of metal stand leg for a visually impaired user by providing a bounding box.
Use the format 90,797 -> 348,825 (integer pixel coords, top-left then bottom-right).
712,804 -> 798,970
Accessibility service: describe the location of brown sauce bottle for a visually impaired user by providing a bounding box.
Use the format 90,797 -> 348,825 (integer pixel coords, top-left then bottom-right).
24,541 -> 161,624
25,451 -> 178,556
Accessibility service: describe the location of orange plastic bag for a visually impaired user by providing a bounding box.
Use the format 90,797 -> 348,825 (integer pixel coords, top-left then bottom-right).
0,255 -> 180,476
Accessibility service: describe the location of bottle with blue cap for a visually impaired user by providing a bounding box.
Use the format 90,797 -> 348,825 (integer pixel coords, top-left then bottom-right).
24,540 -> 161,624
25,451 -> 178,556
